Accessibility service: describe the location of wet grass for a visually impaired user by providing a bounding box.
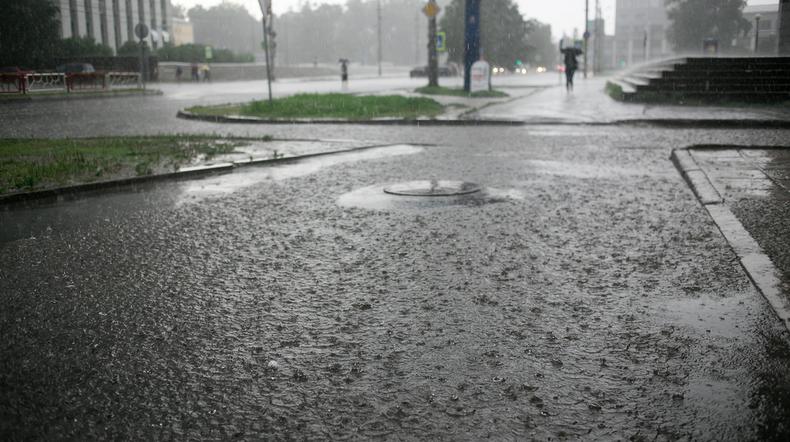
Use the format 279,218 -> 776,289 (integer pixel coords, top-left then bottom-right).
0,135 -> 269,195
187,93 -> 444,120
415,86 -> 509,98
604,81 -> 625,101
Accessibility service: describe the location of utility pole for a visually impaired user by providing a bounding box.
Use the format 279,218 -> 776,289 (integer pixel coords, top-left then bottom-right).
755,14 -> 761,53
584,0 -> 589,78
415,10 -> 420,65
258,0 -> 273,105
423,0 -> 440,87
594,0 -> 602,74
376,0 -> 381,77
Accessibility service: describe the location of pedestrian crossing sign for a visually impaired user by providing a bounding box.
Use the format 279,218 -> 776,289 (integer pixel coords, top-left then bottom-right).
436,32 -> 446,52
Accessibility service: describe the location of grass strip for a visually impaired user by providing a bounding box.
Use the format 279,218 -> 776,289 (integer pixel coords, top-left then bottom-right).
187,93 -> 444,120
415,86 -> 508,98
0,135 -> 269,195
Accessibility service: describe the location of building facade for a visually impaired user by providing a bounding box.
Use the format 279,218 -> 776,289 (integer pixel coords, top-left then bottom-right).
738,4 -> 781,53
613,0 -> 671,68
171,17 -> 194,46
56,0 -> 173,52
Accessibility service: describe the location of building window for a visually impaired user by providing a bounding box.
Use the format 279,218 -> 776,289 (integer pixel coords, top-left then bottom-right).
138,0 -> 145,25
113,0 -> 122,49
161,0 -> 168,30
150,0 -> 157,29
70,0 -> 79,37
126,0 -> 134,42
85,0 -> 94,39
99,0 -> 109,45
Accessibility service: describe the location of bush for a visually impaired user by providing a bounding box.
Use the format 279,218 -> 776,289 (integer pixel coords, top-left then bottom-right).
156,43 -> 254,63
59,36 -> 114,58
117,40 -> 150,56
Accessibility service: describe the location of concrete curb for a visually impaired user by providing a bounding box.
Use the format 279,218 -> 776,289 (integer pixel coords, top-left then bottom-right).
0,142 -> 427,205
670,149 -> 723,205
618,119 -> 790,129
671,146 -> 790,332
176,110 -> 525,126
178,110 -> 790,129
0,89 -> 162,104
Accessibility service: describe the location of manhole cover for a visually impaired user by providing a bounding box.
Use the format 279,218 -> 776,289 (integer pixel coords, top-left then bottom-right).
383,180 -> 482,197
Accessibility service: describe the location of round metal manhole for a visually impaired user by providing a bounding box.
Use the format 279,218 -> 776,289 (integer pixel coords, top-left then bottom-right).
383,180 -> 482,197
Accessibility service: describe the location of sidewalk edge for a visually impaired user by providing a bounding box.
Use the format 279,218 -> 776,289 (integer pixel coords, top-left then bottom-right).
670,148 -> 723,205
671,147 -> 790,332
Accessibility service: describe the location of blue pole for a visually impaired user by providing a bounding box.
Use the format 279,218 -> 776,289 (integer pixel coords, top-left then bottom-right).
463,0 -> 480,91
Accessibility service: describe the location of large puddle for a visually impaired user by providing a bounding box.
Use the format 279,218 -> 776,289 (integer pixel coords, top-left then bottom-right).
338,184 -> 523,211
176,144 -> 423,203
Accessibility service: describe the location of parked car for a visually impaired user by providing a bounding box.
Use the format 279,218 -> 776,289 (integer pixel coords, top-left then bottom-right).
56,63 -> 96,74
409,65 -> 458,78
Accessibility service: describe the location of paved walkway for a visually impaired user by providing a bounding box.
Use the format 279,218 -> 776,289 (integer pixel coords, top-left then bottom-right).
475,76 -> 790,124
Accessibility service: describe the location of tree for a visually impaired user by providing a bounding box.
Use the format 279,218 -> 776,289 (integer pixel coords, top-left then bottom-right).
666,0 -> 751,52
188,4 -> 262,55
172,4 -> 187,19
0,0 -> 61,68
523,20 -> 554,66
58,37 -> 114,59
439,0 -> 532,68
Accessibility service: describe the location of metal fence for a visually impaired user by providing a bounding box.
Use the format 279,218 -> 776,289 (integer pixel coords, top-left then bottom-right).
26,73 -> 67,92
0,72 -> 141,94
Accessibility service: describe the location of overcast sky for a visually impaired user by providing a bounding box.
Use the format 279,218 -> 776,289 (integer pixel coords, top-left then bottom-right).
173,0 -> 780,38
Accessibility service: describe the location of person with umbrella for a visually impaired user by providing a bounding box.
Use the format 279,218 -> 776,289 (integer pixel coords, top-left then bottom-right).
560,40 -> 582,91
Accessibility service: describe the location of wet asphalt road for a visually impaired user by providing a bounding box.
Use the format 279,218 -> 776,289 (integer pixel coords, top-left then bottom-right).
2,82 -> 790,439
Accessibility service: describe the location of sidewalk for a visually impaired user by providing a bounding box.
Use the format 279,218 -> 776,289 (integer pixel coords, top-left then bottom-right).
473,76 -> 790,125
673,146 -> 790,329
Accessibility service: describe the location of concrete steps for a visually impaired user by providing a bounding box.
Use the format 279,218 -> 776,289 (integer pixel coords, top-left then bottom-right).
607,57 -> 790,103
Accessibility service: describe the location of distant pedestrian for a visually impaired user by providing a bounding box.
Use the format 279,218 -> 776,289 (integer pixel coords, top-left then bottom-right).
190,63 -> 199,82
200,64 -> 211,83
339,59 -> 349,82
175,65 -> 183,82
339,58 -> 349,85
560,40 -> 582,92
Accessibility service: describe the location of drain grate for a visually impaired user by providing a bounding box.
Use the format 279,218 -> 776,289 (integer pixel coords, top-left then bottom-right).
383,180 -> 482,197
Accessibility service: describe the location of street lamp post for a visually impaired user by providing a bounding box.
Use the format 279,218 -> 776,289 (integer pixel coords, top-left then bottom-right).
378,0 -> 382,76
583,0 -> 589,78
755,14 -> 762,53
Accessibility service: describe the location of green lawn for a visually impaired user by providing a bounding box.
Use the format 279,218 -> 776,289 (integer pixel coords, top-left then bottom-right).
0,135 -> 268,194
415,86 -> 509,98
186,93 -> 444,120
